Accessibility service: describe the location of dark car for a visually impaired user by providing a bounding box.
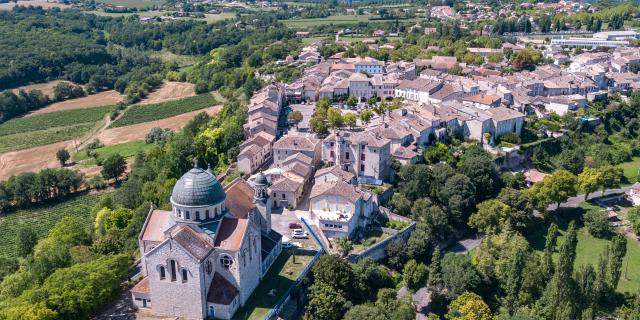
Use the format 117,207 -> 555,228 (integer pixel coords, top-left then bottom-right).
289,222 -> 302,229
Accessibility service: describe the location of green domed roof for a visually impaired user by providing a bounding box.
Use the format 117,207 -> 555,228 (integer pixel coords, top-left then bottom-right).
255,172 -> 268,186
171,167 -> 226,207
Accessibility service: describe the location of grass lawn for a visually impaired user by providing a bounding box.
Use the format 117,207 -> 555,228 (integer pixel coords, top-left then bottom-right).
617,156 -> 640,185
351,228 -> 392,253
203,12 -> 236,23
525,201 -> 640,293
74,140 -> 155,164
338,35 -> 402,43
232,250 -> 314,320
0,192 -> 110,258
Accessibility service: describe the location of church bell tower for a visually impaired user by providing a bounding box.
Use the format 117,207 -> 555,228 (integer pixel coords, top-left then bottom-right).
253,172 -> 272,232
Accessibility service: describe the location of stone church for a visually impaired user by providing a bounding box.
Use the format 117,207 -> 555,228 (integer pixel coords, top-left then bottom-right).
131,166 -> 282,319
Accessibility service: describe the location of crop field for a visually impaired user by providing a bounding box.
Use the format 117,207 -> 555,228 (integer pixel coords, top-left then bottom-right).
110,94 -> 217,128
0,122 -> 98,153
0,192 -> 109,258
0,105 -> 114,137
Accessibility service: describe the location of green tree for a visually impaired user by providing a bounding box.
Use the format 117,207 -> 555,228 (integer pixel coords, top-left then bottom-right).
599,166 -> 623,195
360,109 -> 373,124
287,110 -> 303,128
502,248 -> 526,315
15,226 -> 38,257
346,95 -> 358,107
539,222 -> 579,319
101,154 -> 126,183
55,149 -> 70,167
403,259 -> 428,291
578,167 -> 602,200
343,112 -> 357,128
511,48 -> 543,71
310,115 -> 328,135
556,149 -> 584,174
304,282 -> 349,320
327,107 -> 344,129
542,223 -> 559,277
540,169 -> 578,208
442,253 -> 481,298
335,238 -> 353,258
584,210 -> 611,238
446,291 -> 492,320
468,199 -> 510,234
608,234 -> 627,290
427,248 -> 443,292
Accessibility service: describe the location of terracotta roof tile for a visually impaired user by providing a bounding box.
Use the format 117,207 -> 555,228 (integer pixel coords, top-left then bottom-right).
172,225 -> 214,261
207,272 -> 239,305
224,179 -> 256,219
214,217 -> 248,251
131,277 -> 150,294
141,209 -> 172,242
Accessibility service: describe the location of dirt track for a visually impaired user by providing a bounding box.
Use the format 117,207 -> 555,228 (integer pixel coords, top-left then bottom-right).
0,106 -> 221,180
97,106 -> 221,145
138,82 -> 195,105
27,91 -> 124,116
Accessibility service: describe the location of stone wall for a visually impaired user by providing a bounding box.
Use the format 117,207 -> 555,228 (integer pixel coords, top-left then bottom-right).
347,220 -> 416,263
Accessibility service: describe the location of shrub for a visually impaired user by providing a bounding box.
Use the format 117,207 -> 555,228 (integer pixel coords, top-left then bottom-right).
584,210 -> 611,238
500,132 -> 521,144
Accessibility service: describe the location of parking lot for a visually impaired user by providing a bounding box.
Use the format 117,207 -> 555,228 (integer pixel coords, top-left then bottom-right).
271,207 -> 319,250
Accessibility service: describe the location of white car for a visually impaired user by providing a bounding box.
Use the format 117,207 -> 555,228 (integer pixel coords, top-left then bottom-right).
291,228 -> 308,239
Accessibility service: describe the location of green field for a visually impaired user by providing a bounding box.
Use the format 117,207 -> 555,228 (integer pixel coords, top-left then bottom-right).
233,251 -> 314,320
0,122 -> 99,153
617,156 -> 640,185
0,192 -> 109,258
526,202 -> 640,293
109,94 -> 217,128
74,140 -> 156,164
0,105 -> 114,137
0,105 -> 114,152
95,0 -> 165,9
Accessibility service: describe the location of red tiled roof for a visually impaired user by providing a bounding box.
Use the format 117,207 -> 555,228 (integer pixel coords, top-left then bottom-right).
131,277 -> 150,294
214,217 -> 248,251
207,273 -> 239,305
224,179 -> 256,219
142,209 -> 171,242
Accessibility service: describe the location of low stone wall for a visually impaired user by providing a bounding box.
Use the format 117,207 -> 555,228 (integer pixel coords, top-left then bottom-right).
347,221 -> 416,263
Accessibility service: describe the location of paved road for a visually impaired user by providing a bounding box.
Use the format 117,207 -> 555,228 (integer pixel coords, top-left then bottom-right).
549,186 -> 631,211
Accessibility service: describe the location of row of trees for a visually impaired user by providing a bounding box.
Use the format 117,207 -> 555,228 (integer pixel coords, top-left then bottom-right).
0,168 -> 84,211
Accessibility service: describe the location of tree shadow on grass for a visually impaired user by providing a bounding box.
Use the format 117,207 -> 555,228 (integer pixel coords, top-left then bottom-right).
525,206 -> 586,251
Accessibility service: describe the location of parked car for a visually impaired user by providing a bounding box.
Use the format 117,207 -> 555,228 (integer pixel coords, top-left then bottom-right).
291,228 -> 308,239
289,222 -> 302,229
282,242 -> 296,249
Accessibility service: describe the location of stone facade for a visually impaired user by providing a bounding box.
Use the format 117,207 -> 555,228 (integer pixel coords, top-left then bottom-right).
132,168 -> 281,320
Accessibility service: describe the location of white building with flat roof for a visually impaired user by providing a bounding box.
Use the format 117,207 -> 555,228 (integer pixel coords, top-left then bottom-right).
551,37 -> 629,48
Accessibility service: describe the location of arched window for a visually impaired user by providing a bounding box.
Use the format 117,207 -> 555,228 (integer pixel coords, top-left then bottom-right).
195,211 -> 200,220
214,207 -> 218,216
159,266 -> 166,280
185,211 -> 190,220
253,237 -> 258,254
205,260 -> 213,275
182,269 -> 188,283
220,255 -> 233,269
205,210 -> 210,218
170,260 -> 177,282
